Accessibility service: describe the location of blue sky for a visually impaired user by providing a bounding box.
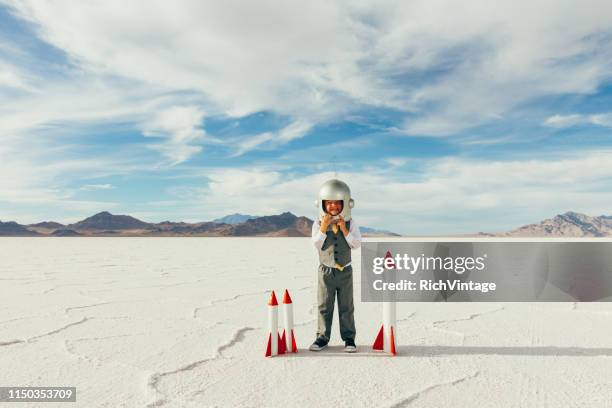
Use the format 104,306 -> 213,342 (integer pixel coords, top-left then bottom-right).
1,1 -> 612,234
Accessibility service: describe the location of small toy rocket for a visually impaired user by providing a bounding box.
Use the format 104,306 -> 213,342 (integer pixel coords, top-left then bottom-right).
265,290 -> 287,357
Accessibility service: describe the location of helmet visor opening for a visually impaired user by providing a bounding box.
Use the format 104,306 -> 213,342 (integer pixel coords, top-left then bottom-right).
322,200 -> 344,215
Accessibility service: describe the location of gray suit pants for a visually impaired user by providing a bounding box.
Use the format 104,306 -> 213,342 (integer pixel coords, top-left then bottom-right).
317,264 -> 356,341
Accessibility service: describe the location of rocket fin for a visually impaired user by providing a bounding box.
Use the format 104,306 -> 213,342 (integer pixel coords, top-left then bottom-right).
265,333 -> 272,357
372,325 -> 384,350
291,329 -> 298,353
278,332 -> 286,354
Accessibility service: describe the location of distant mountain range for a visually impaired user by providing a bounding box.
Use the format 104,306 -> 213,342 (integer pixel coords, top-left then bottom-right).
1,211 -> 398,237
489,211 -> 612,237
3,210 -> 611,237
0,221 -> 39,236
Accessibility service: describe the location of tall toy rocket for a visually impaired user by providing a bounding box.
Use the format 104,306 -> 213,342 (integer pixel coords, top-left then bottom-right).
281,289 -> 298,353
372,302 -> 397,355
372,251 -> 397,355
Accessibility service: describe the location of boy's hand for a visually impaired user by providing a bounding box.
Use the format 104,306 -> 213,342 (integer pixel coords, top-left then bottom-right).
337,215 -> 349,236
320,214 -> 333,232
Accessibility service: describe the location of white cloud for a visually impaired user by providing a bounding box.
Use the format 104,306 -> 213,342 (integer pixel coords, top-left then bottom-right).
590,113 -> 612,128
385,157 -> 409,167
277,120 -> 313,142
0,61 -> 31,90
4,0 -> 612,137
232,132 -> 274,157
0,134 -> 153,223
80,184 -> 113,191
142,105 -> 206,164
0,78 -> 160,137
176,150 -> 612,234
207,168 -> 283,197
544,114 -> 585,128
544,113 -> 612,128
232,119 -> 313,156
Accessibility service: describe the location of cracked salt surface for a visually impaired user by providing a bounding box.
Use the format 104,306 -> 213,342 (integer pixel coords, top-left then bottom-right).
1,237 -> 612,407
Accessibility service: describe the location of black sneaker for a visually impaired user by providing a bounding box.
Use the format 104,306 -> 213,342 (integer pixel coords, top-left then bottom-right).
309,336 -> 329,351
344,339 -> 357,353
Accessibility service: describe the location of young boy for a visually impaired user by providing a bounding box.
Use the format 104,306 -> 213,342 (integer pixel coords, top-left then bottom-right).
309,179 -> 361,353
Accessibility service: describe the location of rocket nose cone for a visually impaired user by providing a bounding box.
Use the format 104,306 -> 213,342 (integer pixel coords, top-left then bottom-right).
268,290 -> 278,306
282,289 -> 293,304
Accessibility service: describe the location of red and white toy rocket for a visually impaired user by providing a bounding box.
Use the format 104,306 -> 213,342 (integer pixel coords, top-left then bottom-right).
372,302 -> 397,355
265,290 -> 286,357
372,251 -> 397,355
281,289 -> 298,353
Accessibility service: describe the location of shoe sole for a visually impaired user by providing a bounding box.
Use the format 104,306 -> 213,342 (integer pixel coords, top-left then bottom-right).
309,344 -> 328,351
344,347 -> 357,353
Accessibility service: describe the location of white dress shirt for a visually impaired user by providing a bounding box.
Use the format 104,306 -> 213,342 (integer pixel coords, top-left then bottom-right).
311,218 -> 362,250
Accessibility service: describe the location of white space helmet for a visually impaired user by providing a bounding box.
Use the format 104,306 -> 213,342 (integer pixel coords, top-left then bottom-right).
315,179 -> 354,221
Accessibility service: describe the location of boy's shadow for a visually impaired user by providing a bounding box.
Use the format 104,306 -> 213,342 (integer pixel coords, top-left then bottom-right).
288,345 -> 612,358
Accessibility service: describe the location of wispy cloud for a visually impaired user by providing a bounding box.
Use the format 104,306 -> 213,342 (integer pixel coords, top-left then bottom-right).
0,60 -> 30,90
80,183 -> 113,191
544,113 -> 612,128
232,119 -> 313,156
385,157 -> 409,167
142,105 -> 206,164
0,131 -> 154,223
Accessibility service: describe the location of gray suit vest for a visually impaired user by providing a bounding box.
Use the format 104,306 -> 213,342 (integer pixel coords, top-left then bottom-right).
318,221 -> 352,269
